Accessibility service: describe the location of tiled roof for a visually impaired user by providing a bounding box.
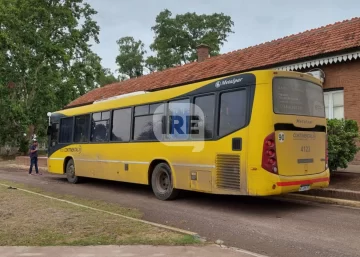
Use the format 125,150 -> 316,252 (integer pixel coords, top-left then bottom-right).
67,17 -> 360,108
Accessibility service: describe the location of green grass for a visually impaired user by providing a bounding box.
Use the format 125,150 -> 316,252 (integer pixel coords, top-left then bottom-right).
0,179 -> 141,218
0,180 -> 202,247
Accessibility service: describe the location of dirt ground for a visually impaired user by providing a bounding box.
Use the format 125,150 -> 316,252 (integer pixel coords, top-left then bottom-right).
1,166 -> 360,257
328,172 -> 360,191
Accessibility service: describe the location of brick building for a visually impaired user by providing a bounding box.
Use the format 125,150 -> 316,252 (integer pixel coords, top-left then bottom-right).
67,17 -> 360,163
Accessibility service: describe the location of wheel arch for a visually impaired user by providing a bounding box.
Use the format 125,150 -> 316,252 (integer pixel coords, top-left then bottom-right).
148,158 -> 176,186
63,156 -> 74,174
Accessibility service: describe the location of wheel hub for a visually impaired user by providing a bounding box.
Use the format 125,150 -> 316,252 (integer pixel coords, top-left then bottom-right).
156,170 -> 170,193
68,165 -> 75,178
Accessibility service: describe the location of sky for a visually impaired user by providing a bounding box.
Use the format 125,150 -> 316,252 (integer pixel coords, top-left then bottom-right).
86,0 -> 360,75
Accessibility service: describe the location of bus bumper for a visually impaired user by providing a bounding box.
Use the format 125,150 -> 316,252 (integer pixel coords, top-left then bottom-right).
47,158 -> 65,174
275,170 -> 330,195
248,168 -> 330,196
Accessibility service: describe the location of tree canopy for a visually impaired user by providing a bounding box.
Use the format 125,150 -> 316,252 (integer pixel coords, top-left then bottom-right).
116,9 -> 234,77
0,0 -> 117,146
115,36 -> 147,79
0,3 -> 233,150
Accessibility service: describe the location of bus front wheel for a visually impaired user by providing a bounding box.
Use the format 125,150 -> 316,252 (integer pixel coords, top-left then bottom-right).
66,159 -> 79,184
151,162 -> 179,201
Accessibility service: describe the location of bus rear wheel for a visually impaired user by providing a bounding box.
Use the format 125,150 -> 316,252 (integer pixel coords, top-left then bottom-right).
151,163 -> 179,201
66,159 -> 79,184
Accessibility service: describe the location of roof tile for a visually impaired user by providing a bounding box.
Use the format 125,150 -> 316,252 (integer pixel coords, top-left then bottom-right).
67,17 -> 360,107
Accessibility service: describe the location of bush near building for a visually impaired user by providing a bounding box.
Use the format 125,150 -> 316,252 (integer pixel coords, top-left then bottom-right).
327,119 -> 360,172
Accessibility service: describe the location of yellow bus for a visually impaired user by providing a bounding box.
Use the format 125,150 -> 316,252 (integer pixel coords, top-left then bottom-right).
47,70 -> 330,200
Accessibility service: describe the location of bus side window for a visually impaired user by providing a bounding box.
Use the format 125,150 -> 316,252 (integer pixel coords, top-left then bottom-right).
133,104 -> 163,141
59,118 -> 73,144
50,123 -> 59,146
167,99 -> 190,140
91,111 -> 110,142
111,108 -> 132,142
218,90 -> 247,137
74,115 -> 90,143
193,95 -> 215,139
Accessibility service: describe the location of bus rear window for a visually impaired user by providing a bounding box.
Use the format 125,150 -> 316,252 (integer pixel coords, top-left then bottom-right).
273,77 -> 325,117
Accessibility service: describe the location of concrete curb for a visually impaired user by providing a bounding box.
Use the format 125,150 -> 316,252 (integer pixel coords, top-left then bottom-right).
279,193 -> 360,208
297,188 -> 360,202
0,245 -> 268,257
214,244 -> 269,257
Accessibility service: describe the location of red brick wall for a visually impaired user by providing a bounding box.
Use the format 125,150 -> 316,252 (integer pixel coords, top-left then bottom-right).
321,60 -> 360,122
196,45 -> 210,62
307,59 -> 360,164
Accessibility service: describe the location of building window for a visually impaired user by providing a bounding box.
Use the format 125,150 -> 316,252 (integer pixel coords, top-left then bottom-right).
324,90 -> 344,119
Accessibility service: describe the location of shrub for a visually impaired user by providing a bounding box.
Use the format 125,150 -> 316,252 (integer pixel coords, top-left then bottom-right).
19,137 -> 29,156
327,119 -> 360,172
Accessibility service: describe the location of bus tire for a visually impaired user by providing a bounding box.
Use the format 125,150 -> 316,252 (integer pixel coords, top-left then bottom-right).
66,159 -> 79,184
151,162 -> 179,201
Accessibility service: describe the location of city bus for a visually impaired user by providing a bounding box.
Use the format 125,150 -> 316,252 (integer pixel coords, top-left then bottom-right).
47,70 -> 330,200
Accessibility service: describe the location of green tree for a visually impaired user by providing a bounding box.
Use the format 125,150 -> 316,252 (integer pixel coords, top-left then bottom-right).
99,68 -> 119,86
68,52 -> 118,91
0,0 -> 100,146
115,10 -> 234,75
327,119 -> 360,172
115,36 -> 146,78
0,84 -> 28,145
146,9 -> 234,71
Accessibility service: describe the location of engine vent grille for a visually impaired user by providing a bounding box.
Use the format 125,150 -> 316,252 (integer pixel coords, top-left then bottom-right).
216,154 -> 240,190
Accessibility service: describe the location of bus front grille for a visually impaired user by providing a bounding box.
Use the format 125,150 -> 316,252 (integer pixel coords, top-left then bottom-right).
215,154 -> 240,190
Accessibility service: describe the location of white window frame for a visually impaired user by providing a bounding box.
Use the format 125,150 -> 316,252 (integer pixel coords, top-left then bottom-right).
324,90 -> 344,119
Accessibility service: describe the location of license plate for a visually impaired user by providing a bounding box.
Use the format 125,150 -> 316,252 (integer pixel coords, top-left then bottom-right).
299,185 -> 310,192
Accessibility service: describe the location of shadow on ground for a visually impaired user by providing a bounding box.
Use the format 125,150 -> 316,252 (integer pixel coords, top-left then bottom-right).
44,175 -> 314,216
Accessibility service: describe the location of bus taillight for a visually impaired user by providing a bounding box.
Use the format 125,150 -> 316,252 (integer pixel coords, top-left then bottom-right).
262,132 -> 278,174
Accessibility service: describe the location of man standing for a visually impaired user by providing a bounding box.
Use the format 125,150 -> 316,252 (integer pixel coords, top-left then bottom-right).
29,139 -> 41,175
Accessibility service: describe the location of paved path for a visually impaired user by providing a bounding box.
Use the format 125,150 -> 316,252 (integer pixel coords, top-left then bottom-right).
1,169 -> 360,257
0,245 -> 263,257
342,165 -> 360,174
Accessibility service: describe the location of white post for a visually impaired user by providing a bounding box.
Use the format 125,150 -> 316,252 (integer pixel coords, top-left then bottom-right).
47,112 -> 52,126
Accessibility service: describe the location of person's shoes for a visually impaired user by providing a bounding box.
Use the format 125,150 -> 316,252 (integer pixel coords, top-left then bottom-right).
28,173 -> 33,175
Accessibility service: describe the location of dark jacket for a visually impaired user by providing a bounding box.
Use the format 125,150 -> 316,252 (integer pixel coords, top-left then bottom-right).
29,145 -> 38,158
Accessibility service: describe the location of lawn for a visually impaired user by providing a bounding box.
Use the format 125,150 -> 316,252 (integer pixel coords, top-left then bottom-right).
0,182 -> 200,246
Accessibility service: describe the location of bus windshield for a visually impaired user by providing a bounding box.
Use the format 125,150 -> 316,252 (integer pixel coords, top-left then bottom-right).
273,77 -> 325,118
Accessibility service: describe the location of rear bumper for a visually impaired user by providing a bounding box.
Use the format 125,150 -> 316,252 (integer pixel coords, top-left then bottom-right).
248,168 -> 330,196
275,169 -> 330,194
